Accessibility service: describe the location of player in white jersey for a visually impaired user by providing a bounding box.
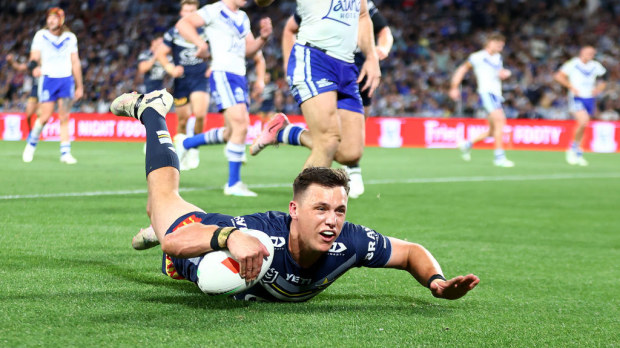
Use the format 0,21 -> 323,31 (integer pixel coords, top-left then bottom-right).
449,33 -> 514,168
22,8 -> 83,164
554,46 -> 607,166
175,0 -> 272,197
262,0 -> 392,199
251,0 -> 381,171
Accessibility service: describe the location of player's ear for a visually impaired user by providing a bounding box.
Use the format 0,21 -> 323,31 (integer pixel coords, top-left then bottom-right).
289,200 -> 298,219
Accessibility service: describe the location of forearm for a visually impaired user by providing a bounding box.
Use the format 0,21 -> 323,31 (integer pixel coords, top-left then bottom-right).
155,49 -> 175,75
72,59 -> 83,89
554,72 -> 572,89
138,59 -> 155,74
246,36 -> 267,58
594,81 -> 607,95
450,65 -> 468,88
404,243 -> 444,286
176,17 -> 206,50
357,10 -> 378,61
162,224 -> 219,258
376,27 -> 393,55
253,52 -> 266,84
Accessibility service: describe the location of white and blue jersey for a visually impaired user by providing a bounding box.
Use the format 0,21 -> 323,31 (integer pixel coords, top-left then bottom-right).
468,49 -> 504,113
560,57 -> 606,116
161,211 -> 393,302
31,29 -> 78,102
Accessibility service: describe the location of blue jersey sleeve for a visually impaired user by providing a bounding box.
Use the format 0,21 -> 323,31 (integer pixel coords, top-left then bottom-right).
344,223 -> 392,268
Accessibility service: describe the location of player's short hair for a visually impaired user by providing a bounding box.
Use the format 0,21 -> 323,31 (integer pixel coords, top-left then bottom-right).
486,32 -> 506,43
180,0 -> 199,7
293,167 -> 350,198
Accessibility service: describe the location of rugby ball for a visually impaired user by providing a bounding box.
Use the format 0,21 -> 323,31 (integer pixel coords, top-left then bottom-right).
196,228 -> 274,295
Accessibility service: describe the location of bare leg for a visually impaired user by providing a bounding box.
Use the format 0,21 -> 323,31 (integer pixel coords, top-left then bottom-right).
299,91 -> 340,168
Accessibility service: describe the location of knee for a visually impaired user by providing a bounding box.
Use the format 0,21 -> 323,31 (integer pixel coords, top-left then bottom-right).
336,146 -> 363,165
314,132 -> 341,152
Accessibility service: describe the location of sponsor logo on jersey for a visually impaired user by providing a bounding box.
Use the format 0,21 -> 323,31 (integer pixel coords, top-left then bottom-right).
261,268 -> 279,284
270,236 -> 286,248
285,273 -> 313,285
328,242 -> 347,254
322,0 -> 361,26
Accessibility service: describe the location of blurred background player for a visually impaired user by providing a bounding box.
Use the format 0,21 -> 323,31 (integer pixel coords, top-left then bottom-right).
5,53 -> 38,133
251,0 -> 381,191
138,35 -> 170,93
156,0 -> 209,170
273,0 -> 393,199
175,0 -> 272,197
554,46 -> 607,166
22,7 -> 83,164
449,32 -> 514,168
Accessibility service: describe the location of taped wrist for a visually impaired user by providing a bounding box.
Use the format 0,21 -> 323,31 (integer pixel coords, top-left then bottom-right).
27,61 -> 38,72
426,274 -> 446,288
210,227 -> 239,250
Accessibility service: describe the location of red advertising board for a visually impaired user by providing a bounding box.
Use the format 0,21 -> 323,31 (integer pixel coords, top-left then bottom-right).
1,112 -> 619,153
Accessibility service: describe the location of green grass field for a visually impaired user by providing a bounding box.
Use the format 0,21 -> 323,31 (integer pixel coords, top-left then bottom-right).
1,141 -> 618,347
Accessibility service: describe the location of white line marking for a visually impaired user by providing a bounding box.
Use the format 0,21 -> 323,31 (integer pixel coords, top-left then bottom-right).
2,173 -> 619,200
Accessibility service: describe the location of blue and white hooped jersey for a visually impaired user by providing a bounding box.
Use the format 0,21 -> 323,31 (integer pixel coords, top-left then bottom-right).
31,29 -> 78,78
163,26 -> 208,77
161,211 -> 392,302
560,57 -> 606,98
198,1 -> 250,76
296,0 -> 361,63
468,49 -> 503,96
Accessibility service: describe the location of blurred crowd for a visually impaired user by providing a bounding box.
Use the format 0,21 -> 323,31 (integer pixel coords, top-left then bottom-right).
1,0 -> 619,120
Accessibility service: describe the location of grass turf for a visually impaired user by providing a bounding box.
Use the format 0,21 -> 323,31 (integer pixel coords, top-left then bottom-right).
1,141 -> 618,347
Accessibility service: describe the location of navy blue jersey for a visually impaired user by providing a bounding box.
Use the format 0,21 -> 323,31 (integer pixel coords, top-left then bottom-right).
163,26 -> 208,77
138,49 -> 168,92
161,211 -> 393,302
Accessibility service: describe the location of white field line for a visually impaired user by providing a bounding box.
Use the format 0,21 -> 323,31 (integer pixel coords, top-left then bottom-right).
1,172 -> 619,200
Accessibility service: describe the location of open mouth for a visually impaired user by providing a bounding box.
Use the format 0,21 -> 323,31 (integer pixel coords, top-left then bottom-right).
319,231 -> 336,242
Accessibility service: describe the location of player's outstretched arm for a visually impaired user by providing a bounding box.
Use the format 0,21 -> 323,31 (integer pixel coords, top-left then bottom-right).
384,237 -> 479,300
449,61 -> 471,101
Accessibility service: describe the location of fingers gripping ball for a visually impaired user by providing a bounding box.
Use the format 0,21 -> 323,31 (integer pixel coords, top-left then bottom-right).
196,229 -> 274,295
254,0 -> 275,6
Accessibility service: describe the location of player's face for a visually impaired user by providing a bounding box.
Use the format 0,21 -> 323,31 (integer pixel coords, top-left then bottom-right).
488,40 -> 505,54
292,184 -> 348,253
151,37 -> 163,51
180,4 -> 197,17
46,14 -> 61,31
580,47 -> 596,62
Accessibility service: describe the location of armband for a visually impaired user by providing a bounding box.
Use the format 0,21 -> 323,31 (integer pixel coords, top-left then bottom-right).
210,227 -> 240,250
27,60 -> 38,72
426,274 -> 446,288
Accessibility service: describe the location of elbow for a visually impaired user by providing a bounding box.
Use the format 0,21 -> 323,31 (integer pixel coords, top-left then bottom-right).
160,234 -> 185,258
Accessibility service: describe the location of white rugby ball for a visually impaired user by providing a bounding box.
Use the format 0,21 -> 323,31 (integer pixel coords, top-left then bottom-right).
196,228 -> 274,295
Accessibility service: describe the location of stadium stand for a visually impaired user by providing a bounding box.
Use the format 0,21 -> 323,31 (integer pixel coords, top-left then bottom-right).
1,0 -> 618,120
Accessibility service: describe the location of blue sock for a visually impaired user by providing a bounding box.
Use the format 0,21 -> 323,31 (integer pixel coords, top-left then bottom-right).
27,119 -> 44,147
277,125 -> 304,146
183,127 -> 225,149
142,108 -> 179,177
225,142 -> 245,186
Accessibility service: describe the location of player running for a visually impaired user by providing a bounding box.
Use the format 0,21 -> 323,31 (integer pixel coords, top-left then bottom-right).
250,0 -> 381,178
449,32 -> 514,167
554,46 -> 607,166
109,88 -> 480,302
258,0 -> 393,199
156,0 -> 209,170
174,0 -> 272,197
22,7 -> 83,164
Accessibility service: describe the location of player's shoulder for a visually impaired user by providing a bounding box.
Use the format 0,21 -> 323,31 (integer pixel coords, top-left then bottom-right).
235,211 -> 291,237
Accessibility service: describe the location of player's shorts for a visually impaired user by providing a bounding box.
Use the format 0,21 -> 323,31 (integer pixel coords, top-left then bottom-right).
173,74 -> 209,107
38,75 -> 74,103
569,96 -> 595,116
287,43 -> 363,114
210,71 -> 249,112
478,92 -> 504,114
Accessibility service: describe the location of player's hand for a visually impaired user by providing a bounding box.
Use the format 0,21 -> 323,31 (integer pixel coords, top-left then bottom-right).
171,65 -> 184,78
253,79 -> 265,97
32,67 -> 41,78
227,231 -> 270,282
195,42 -> 209,59
358,54 -> 381,98
498,68 -> 512,80
259,17 -> 273,40
376,46 -> 389,60
73,86 -> 84,101
430,274 -> 480,300
448,87 -> 461,101
6,53 -> 14,62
